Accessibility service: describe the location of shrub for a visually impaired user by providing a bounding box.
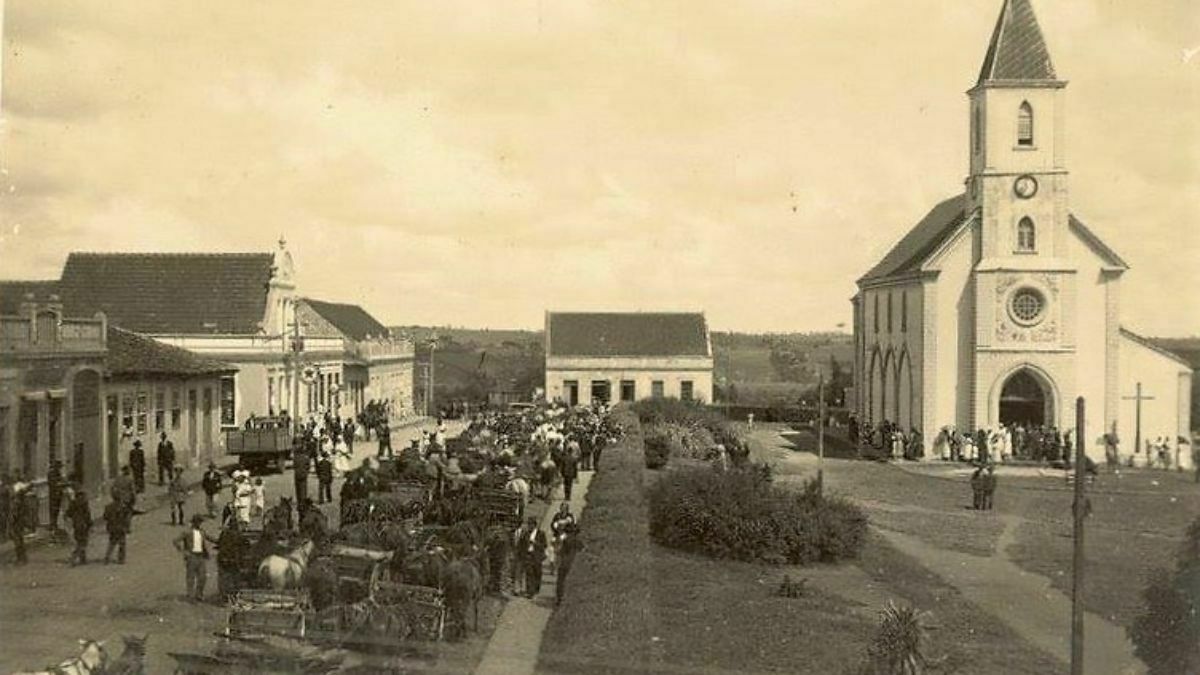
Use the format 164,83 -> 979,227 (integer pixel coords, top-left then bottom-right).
648,470 -> 867,565
643,428 -> 675,469
1130,515 -> 1200,675
854,602 -> 945,675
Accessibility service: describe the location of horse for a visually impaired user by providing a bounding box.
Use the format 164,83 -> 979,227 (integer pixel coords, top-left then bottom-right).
442,558 -> 483,639
105,634 -> 148,675
258,540 -> 315,590
504,476 -> 530,519
13,639 -> 107,675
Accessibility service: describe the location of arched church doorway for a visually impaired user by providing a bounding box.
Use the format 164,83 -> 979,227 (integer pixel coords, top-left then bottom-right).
999,369 -> 1054,427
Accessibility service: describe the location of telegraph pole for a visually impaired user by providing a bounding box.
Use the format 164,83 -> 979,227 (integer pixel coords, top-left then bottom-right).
817,373 -> 826,493
1071,396 -> 1086,675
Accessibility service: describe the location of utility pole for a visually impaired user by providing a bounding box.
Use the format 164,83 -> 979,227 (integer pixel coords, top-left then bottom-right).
817,373 -> 825,493
427,335 -> 438,418
1122,382 -> 1154,463
1071,396 -> 1086,675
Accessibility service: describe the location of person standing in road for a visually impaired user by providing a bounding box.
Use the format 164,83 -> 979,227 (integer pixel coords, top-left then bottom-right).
201,463 -> 223,518
315,451 -> 334,504
157,433 -> 176,486
111,466 -> 136,531
103,498 -> 129,564
559,448 -> 579,501
377,420 -> 392,459
519,517 -> 548,598
8,480 -> 29,565
292,443 -> 310,506
66,487 -> 92,566
168,466 -> 188,525
127,440 -> 145,494
174,514 -> 213,601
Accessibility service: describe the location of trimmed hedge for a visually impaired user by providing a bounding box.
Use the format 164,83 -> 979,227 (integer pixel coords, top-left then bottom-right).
648,469 -> 867,565
538,407 -> 658,673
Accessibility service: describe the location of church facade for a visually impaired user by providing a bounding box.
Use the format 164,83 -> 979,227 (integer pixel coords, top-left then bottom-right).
852,0 -> 1192,464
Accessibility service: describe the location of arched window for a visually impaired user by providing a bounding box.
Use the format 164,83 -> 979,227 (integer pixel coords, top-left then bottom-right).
1017,217 -> 1036,252
1017,102 -> 1034,146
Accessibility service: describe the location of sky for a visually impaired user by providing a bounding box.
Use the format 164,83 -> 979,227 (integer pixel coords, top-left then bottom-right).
1,0 -> 1197,334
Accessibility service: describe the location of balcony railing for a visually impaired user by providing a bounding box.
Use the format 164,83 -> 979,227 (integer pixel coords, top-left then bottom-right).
351,338 -> 415,362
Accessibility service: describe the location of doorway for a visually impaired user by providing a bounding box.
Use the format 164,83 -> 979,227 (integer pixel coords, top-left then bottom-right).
105,395 -> 119,479
590,380 -> 611,405
564,381 -> 579,407
999,369 -> 1053,428
72,370 -> 102,488
188,389 -> 198,458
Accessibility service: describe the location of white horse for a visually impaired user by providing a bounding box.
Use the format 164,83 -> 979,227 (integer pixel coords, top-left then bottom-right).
13,639 -> 106,675
258,540 -> 315,590
504,476 -> 530,516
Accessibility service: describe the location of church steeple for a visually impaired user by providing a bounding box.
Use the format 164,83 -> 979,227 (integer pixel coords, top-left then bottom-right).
977,0 -> 1058,85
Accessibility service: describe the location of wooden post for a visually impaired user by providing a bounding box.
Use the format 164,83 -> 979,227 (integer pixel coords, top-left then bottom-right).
1071,396 -> 1086,675
817,374 -> 825,493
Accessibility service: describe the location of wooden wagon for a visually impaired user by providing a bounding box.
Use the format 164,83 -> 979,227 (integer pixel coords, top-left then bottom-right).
227,589 -> 312,640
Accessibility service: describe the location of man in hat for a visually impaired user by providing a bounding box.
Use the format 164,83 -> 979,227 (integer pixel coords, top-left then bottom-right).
8,478 -> 29,565
292,439 -> 310,506
66,486 -> 92,566
517,516 -> 548,598
215,517 -> 247,601
174,514 -> 214,601
110,466 -> 136,531
556,523 -> 583,606
103,496 -> 130,564
157,432 -> 176,486
201,463 -> 223,518
129,439 -> 146,494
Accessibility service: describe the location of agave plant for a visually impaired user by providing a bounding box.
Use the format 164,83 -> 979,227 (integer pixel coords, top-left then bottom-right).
866,602 -> 932,675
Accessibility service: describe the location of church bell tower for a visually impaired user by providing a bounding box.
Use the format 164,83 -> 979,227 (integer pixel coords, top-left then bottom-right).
967,0 -> 1078,432
967,0 -> 1068,264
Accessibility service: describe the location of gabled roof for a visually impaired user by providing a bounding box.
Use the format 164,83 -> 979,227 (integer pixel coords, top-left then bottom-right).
58,253 -> 274,334
977,0 -> 1058,85
1069,215 -> 1128,269
547,312 -> 711,358
300,298 -> 390,341
858,194 -> 967,284
1146,338 -> 1200,369
106,326 -> 235,379
0,280 -> 62,315
1121,328 -> 1195,370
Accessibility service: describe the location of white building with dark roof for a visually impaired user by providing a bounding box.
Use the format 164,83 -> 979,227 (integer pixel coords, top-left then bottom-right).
544,312 -> 713,406
852,0 -> 1192,464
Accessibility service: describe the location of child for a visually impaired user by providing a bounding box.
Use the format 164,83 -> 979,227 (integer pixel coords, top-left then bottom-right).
251,477 -> 266,521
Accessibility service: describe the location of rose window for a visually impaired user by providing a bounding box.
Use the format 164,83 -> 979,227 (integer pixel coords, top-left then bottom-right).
1009,288 -> 1045,326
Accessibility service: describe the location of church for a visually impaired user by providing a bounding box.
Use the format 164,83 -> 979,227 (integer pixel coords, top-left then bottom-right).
852,0 -> 1193,464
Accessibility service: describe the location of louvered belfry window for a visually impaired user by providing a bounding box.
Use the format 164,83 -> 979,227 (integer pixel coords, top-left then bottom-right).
1017,102 -> 1034,146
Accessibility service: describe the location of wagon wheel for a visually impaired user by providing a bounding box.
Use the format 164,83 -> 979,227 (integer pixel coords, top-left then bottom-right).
342,602 -> 372,633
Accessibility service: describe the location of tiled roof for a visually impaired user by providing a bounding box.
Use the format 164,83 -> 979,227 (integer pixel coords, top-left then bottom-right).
977,0 -> 1057,84
106,326 -> 235,379
1146,338 -> 1200,369
547,312 -> 711,358
300,298 -> 390,341
59,253 -> 274,334
0,280 -> 62,314
858,194 -> 967,284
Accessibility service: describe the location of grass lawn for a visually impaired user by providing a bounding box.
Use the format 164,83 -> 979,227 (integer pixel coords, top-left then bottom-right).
762,427 -> 1200,633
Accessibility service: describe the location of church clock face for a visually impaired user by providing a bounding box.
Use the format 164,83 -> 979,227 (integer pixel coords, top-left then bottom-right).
1014,175 -> 1038,199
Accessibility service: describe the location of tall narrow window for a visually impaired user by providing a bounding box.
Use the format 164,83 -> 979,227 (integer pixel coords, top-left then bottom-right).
887,293 -> 893,332
973,106 -> 982,155
1017,102 -> 1034,146
873,295 -> 879,333
901,293 -> 908,332
220,375 -> 236,426
1017,217 -> 1036,252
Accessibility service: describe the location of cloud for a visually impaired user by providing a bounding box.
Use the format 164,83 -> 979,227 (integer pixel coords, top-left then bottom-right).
1,0 -> 1197,333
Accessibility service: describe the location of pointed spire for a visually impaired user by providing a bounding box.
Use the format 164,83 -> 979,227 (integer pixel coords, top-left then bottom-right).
977,0 -> 1058,85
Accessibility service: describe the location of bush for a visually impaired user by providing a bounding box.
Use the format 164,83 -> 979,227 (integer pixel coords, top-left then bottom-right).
1130,515 -> 1200,674
648,469 -> 867,565
643,428 -> 675,469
